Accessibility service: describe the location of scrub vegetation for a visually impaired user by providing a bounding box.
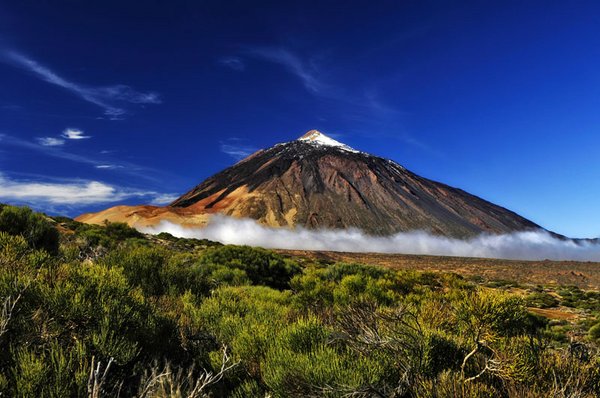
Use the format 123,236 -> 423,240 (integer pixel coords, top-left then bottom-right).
1,204 -> 599,397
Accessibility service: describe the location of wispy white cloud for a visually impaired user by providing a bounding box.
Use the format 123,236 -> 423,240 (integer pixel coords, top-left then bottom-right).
62,128 -> 90,140
149,193 -> 179,205
95,164 -> 123,170
244,47 -> 325,94
219,139 -> 257,161
0,104 -> 23,111
37,137 -> 65,146
0,133 -> 98,166
35,127 -> 89,148
1,51 -> 161,119
0,173 -> 176,206
240,47 -> 384,109
219,56 -> 245,71
0,133 -> 164,182
236,46 -> 436,154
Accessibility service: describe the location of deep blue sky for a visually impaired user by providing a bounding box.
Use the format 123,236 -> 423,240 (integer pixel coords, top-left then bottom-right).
0,1 -> 599,238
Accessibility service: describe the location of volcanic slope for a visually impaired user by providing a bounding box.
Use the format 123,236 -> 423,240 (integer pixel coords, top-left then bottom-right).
77,130 -> 541,238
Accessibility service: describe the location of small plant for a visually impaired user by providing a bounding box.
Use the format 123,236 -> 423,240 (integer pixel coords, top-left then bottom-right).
0,205 -> 59,254
525,292 -> 560,308
588,322 -> 600,342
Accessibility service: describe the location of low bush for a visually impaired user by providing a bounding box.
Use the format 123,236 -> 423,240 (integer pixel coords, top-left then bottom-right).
526,292 -> 560,308
199,245 -> 301,289
0,205 -> 59,254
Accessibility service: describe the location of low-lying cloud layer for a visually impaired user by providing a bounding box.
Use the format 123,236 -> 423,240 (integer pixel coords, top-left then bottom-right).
142,215 -> 600,262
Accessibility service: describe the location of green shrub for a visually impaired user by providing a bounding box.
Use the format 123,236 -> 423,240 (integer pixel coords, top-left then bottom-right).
75,221 -> 144,249
101,246 -> 168,296
558,286 -> 586,308
333,274 -> 397,306
525,292 -> 560,308
421,331 -> 464,377
456,290 -> 530,339
11,346 -> 46,397
199,245 -> 301,289
290,267 -> 335,309
323,262 -> 392,281
263,340 -> 393,397
230,379 -> 264,398
589,322 -> 600,341
0,205 -> 59,254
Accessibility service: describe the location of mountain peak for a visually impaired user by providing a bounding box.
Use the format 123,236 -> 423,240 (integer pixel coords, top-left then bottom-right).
297,130 -> 357,152
77,129 -> 541,238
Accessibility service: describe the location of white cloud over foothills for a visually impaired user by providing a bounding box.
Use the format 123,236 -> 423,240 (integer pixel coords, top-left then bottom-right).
1,50 -> 161,119
0,173 -> 176,206
144,216 -> 600,262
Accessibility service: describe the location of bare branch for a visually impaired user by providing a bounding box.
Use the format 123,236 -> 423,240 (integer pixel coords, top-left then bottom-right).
137,344 -> 239,398
88,356 -> 114,398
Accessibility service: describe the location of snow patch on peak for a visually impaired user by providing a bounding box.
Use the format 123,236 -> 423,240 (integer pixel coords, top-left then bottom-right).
297,130 -> 358,152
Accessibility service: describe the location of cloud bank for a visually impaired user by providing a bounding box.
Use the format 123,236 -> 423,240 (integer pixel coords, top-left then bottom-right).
142,215 -> 600,261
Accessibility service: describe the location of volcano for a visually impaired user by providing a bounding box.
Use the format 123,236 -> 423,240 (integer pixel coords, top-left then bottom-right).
77,130 -> 541,237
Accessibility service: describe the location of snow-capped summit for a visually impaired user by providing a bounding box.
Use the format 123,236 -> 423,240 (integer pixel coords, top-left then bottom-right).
297,130 -> 358,153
